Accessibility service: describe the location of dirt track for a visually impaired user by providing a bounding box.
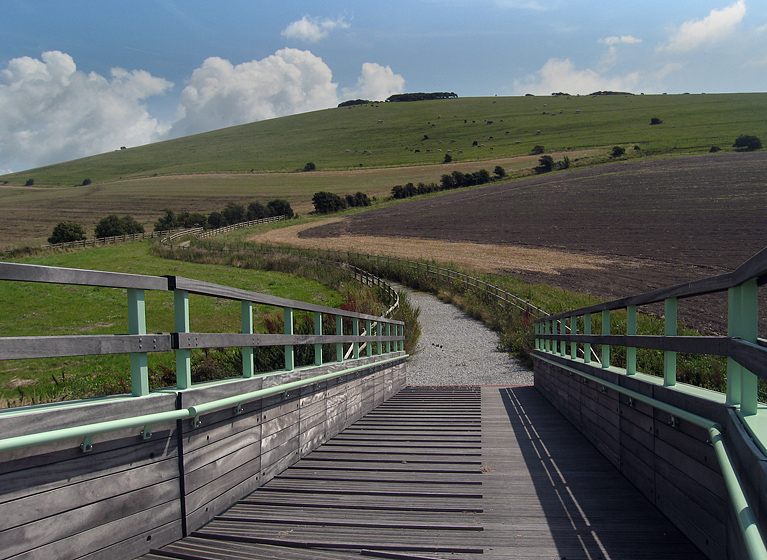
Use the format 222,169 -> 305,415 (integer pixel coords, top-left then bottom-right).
295,152 -> 767,334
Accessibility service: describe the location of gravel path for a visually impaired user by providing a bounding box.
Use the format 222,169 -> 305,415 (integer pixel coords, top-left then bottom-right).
398,287 -> 533,386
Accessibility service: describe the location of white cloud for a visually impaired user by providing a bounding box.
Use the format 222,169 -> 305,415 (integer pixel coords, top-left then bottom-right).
660,0 -> 746,53
342,63 -> 405,101
0,51 -> 172,172
171,48 -> 339,137
281,16 -> 350,43
514,58 -> 641,96
600,35 -> 642,46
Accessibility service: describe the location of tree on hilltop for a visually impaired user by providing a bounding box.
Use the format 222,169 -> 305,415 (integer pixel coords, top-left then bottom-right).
48,222 -> 86,244
733,135 -> 762,151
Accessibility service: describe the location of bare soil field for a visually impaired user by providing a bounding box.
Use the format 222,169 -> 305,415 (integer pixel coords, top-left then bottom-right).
298,152 -> 767,333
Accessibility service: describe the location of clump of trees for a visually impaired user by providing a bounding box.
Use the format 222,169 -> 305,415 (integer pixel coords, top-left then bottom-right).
386,92 -> 457,102
312,191 -> 371,214
535,154 -> 571,174
337,99 -> 373,107
611,146 -> 626,158
391,168 -> 492,199
531,145 -> 545,155
733,135 -> 762,151
303,162 -> 316,172
650,117 -> 663,125
94,215 -> 144,238
154,199 -> 293,231
48,222 -> 87,244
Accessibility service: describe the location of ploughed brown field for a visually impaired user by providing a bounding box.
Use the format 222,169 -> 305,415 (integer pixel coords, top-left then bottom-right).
297,152 -> 767,334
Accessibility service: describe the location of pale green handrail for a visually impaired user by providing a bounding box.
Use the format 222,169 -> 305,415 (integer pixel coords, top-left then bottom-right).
537,354 -> 767,560
0,354 -> 404,455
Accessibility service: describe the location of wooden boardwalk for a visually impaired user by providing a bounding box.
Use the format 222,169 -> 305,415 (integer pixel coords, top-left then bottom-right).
141,385 -> 707,560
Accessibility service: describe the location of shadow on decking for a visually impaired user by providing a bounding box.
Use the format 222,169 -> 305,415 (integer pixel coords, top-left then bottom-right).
498,386 -> 705,560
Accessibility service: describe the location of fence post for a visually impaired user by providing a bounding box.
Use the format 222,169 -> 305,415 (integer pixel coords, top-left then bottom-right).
627,305 -> 637,375
740,279 -> 759,416
376,321 -> 383,356
353,319 -> 360,360
242,301 -> 254,378
366,320 -> 373,357
584,314 -> 591,364
559,319 -> 566,357
570,316 -> 577,359
386,323 -> 392,354
174,290 -> 192,389
727,286 -> 742,406
127,289 -> 149,396
664,297 -> 677,386
336,315 -> 344,362
601,310 -> 610,368
284,307 -> 294,371
315,312 -> 323,366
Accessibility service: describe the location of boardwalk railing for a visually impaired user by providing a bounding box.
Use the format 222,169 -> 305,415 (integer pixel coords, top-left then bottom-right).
534,246 -> 767,560
0,261 -> 406,560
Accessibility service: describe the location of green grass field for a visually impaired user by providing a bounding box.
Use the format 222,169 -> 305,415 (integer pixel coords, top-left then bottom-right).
0,243 -> 344,405
0,93 -> 765,249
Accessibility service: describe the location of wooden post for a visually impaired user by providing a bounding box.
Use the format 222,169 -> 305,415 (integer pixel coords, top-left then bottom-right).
366,320 -> 373,357
740,279 -> 758,416
584,314 -> 591,364
627,305 -> 637,375
386,323 -> 391,354
174,290 -> 191,389
727,286 -> 742,406
336,315 -> 344,362
664,297 -> 677,386
128,289 -> 149,397
242,301 -> 254,378
601,310 -> 610,369
376,321 -> 383,356
353,319 -> 360,360
284,307 -> 294,371
570,316 -> 577,359
315,312 -> 323,366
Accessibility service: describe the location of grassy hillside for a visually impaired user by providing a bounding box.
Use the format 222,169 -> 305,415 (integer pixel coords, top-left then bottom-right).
0,93 -> 765,249
3,93 -> 765,185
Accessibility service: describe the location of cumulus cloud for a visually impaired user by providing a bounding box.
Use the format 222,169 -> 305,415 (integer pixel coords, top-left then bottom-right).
342,63 -> 405,101
514,58 -> 641,96
171,48 -> 339,137
0,51 -> 172,172
660,0 -> 746,53
600,35 -> 642,46
281,16 -> 350,43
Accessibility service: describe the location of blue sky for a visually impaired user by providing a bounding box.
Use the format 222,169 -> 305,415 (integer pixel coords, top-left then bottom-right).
1,0 -> 765,172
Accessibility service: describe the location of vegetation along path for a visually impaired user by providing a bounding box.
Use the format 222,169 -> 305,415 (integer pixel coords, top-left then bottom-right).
400,285 -> 533,386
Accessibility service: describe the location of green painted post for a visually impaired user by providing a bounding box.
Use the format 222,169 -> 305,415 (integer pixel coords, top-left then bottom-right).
570,316 -> 577,359
376,321 -> 383,356
366,320 -> 373,357
336,315 -> 344,362
664,297 -> 677,386
386,323 -> 392,354
627,305 -> 637,375
353,319 -> 360,360
727,286 -> 742,406
174,289 -> 191,389
399,324 -> 405,352
584,314 -> 591,364
601,310 -> 610,369
559,319 -> 566,357
128,288 -> 149,397
284,307 -> 294,371
535,322 -> 540,351
242,301 -> 254,378
740,279 -> 759,416
314,312 -> 323,366
544,321 -> 550,353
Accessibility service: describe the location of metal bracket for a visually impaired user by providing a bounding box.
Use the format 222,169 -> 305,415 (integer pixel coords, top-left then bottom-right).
192,415 -> 202,428
141,425 -> 153,440
283,390 -> 290,400
627,397 -> 635,407
669,415 -> 680,428
600,386 -> 608,394
80,435 -> 93,453
234,404 -> 244,415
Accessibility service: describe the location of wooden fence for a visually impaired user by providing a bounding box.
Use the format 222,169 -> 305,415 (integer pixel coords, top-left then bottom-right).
534,246 -> 767,560
0,261 -> 405,560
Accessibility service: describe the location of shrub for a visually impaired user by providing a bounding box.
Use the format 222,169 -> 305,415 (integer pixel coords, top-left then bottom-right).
81,178 -> 92,186
709,146 -> 721,153
733,135 -> 762,151
25,178 -> 34,186
443,153 -> 452,163
611,146 -> 626,158
531,145 -> 545,155
303,162 -> 316,172
48,222 -> 86,244
154,209 -> 179,231
266,199 -> 294,218
650,117 -> 662,125
222,202 -> 246,225
246,201 -> 268,221
535,155 -> 555,173
493,165 -> 507,179
95,214 -> 144,238
312,191 -> 347,214
346,192 -> 371,207
207,211 -> 226,228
